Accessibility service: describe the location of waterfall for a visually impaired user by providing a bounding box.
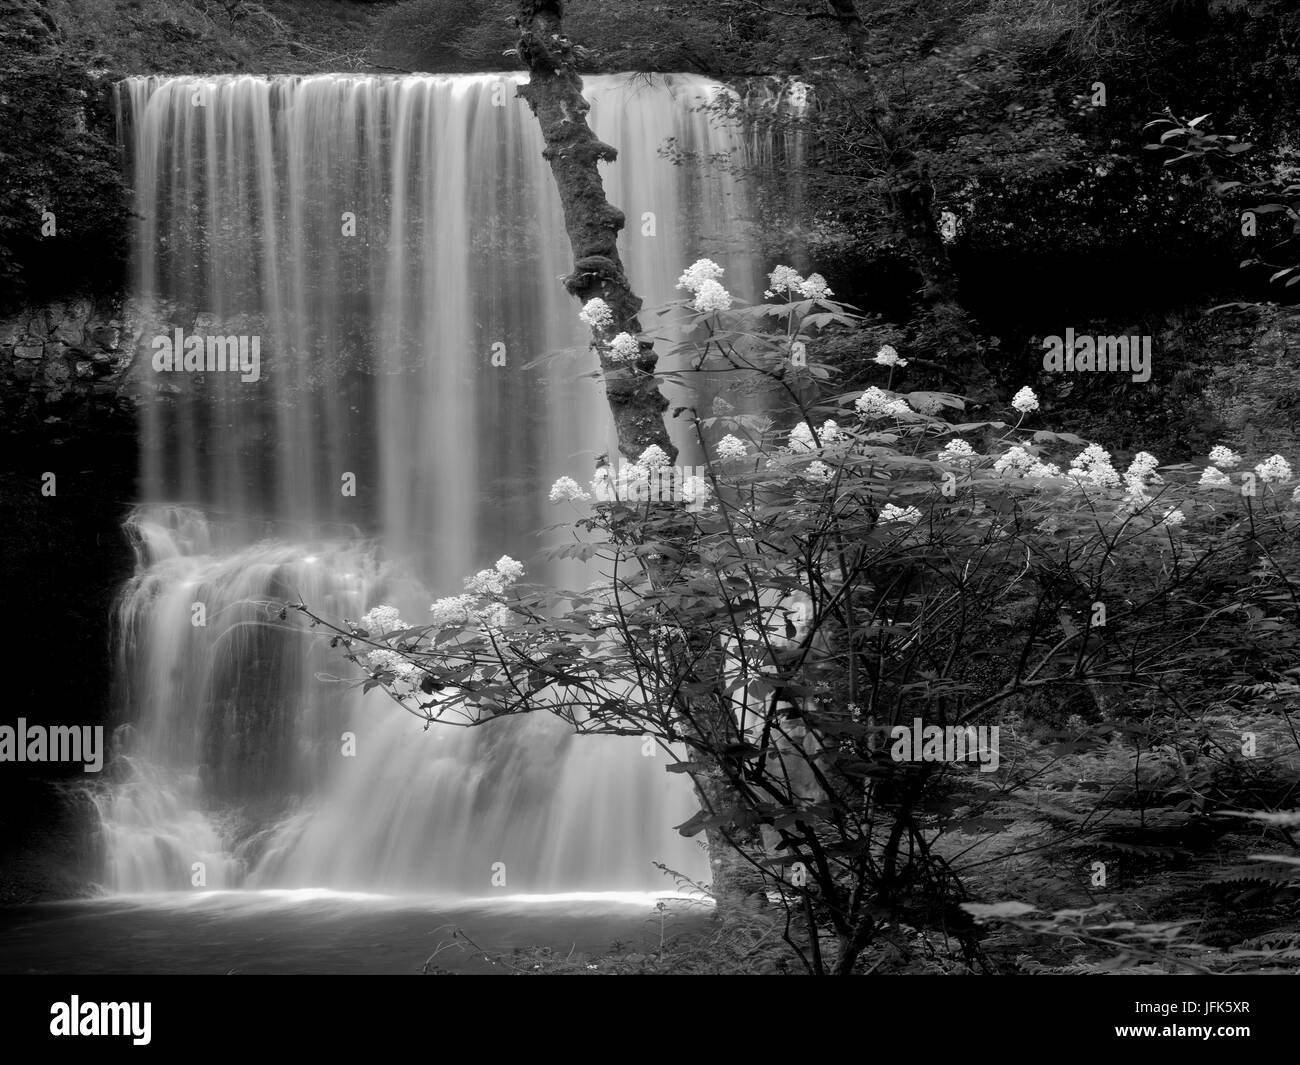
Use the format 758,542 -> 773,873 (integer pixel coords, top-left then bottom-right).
95,73 -> 770,895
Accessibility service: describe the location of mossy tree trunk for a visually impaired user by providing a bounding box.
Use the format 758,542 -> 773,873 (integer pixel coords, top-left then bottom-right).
514,0 -> 672,462
514,1 -> 767,910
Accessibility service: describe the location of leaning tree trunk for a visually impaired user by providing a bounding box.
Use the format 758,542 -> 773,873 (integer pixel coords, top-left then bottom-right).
514,1 -> 767,909
514,0 -> 673,462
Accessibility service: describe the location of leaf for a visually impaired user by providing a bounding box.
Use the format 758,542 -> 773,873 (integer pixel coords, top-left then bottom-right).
1221,809 -> 1300,826
961,901 -> 1037,921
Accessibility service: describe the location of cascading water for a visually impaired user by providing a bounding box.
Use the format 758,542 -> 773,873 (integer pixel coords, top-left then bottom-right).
95,73 -> 780,895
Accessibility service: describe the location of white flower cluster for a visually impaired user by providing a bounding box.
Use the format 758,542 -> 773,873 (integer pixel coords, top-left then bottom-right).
939,438 -> 977,463
1200,450 -> 1294,490
360,604 -> 406,637
990,444 -> 1059,480
763,266 -> 832,301
584,449 -> 713,507
855,386 -> 910,420
1256,454 -> 1293,483
429,594 -> 477,628
879,504 -> 922,525
693,279 -> 733,313
549,475 -> 591,503
1123,451 -> 1163,502
678,258 -> 725,292
765,265 -> 803,298
716,434 -> 749,461
607,332 -> 641,362
1011,386 -> 1039,414
579,297 -> 614,332
874,345 -> 907,368
1069,444 -> 1121,488
359,605 -> 418,678
1208,445 -> 1241,469
365,648 -> 419,679
464,555 -> 525,597
638,444 -> 670,469
799,273 -> 832,300
804,460 -> 834,484
681,474 -> 710,504
676,259 -> 733,312
784,420 -> 841,452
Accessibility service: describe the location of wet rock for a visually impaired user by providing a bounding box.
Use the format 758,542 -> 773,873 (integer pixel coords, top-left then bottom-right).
91,325 -> 121,349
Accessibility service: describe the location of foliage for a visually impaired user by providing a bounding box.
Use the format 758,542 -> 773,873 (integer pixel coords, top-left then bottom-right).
0,51 -> 126,309
299,267 -> 1300,973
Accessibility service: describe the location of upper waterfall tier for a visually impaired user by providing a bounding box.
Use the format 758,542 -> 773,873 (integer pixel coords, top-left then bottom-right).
116,72 -> 770,579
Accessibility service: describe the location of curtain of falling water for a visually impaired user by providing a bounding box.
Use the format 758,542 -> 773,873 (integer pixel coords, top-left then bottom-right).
99,74 -> 781,894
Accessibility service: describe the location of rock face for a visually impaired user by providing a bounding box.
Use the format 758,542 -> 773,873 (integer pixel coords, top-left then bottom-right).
0,295 -> 140,427
0,292 -> 142,901
1202,306 -> 1300,460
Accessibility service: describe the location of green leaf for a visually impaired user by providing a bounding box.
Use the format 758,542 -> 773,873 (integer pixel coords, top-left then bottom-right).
960,901 -> 1037,921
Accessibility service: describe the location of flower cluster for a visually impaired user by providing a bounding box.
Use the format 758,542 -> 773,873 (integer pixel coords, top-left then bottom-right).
874,345 -> 907,368
716,434 -> 749,461
358,606 -> 419,678
579,297 -> 614,332
1256,454 -> 1293,484
677,258 -> 725,293
765,265 -> 803,298
675,259 -> 733,311
939,438 -> 978,463
1011,386 -> 1039,414
638,444 -> 670,469
365,648 -> 419,679
1069,444 -> 1121,489
855,386 -> 910,420
993,445 -> 1043,478
692,279 -> 732,313
360,604 -> 406,638
762,265 -> 833,301
879,504 -> 922,525
804,460 -> 834,484
799,273 -> 832,300
607,332 -> 641,362
1123,451 -> 1163,502
784,420 -> 842,452
465,555 -> 525,597
549,475 -> 590,503
1208,445 -> 1241,469
429,594 -> 478,628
